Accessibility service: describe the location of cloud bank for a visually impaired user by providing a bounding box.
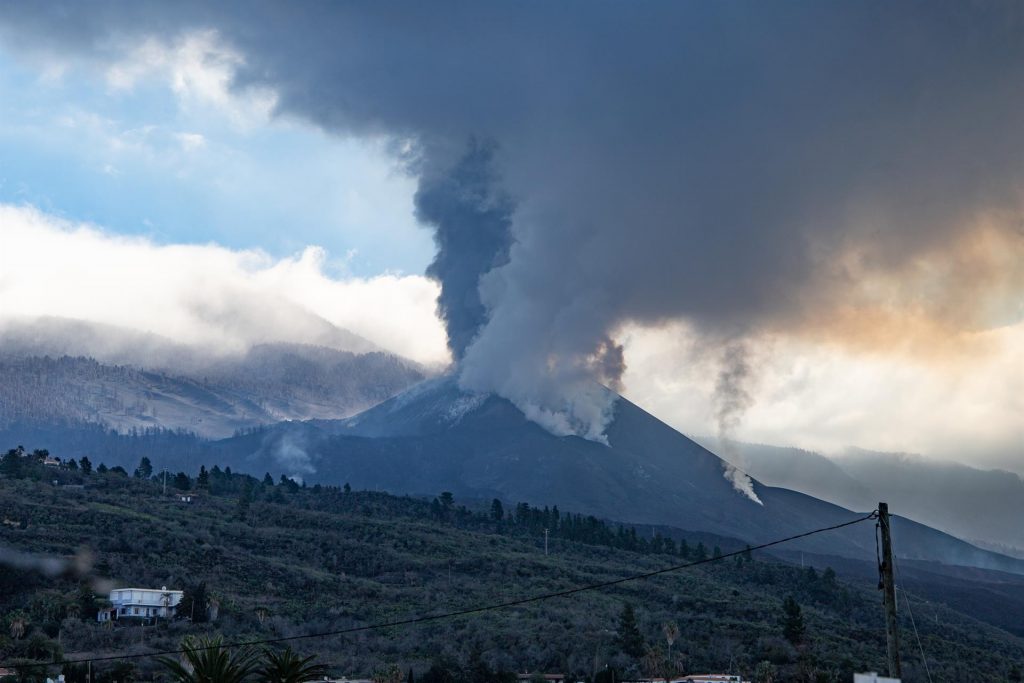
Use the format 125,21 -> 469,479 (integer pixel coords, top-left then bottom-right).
619,321 -> 1023,473
0,204 -> 448,366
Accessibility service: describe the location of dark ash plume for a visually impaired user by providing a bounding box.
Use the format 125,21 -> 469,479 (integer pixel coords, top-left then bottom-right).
415,142 -> 514,360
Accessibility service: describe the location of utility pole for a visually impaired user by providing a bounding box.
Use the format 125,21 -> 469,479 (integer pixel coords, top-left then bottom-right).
878,502 -> 901,680
543,528 -> 549,556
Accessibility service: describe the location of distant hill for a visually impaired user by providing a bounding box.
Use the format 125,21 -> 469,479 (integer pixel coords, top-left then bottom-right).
0,348 -> 423,439
705,439 -> 1024,556
0,316 -> 426,439
5,324 -> 1023,587
183,376 -> 1024,577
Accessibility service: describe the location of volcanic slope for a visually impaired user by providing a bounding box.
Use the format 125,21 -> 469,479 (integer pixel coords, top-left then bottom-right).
204,376 -> 1024,574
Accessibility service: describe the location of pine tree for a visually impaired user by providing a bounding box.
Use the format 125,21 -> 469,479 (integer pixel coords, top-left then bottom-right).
179,582 -> 210,623
782,595 -> 806,645
79,456 -> 92,475
490,498 -> 504,521
615,603 -> 645,659
1,448 -> 23,478
197,466 -> 210,489
236,481 -> 253,522
134,456 -> 153,479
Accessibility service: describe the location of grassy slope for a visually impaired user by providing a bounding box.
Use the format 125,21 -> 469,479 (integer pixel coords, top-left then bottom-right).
1,472 -> 1023,683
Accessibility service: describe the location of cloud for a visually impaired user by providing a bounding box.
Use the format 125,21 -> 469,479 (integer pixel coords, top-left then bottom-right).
0,204 -> 448,366
2,3 -> 1023,446
619,320 -> 1024,472
104,29 -> 276,126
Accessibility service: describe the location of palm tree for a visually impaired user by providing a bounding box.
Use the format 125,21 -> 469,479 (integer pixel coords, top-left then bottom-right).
662,621 -> 680,673
257,647 -> 328,683
157,636 -> 260,683
8,611 -> 28,639
161,591 -> 173,618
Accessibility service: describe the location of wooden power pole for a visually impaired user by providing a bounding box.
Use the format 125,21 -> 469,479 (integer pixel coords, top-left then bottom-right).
879,502 -> 901,680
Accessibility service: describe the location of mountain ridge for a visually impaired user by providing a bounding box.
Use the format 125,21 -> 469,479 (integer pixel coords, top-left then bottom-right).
0,345 -> 425,438
200,376 -> 1024,576
708,439 -> 1024,554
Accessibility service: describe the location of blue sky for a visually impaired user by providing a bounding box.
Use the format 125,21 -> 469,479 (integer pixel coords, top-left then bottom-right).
0,37 -> 433,278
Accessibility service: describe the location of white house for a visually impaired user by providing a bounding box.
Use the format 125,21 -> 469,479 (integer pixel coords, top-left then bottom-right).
97,587 -> 183,622
854,675 -> 900,683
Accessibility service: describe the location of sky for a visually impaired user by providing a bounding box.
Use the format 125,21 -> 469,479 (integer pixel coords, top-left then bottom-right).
0,30 -> 433,276
0,3 -> 1020,473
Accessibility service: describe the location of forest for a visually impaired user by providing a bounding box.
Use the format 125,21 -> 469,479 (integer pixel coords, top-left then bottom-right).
2,447 -> 1024,683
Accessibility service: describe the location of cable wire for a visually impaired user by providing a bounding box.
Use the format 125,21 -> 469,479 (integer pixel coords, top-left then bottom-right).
3,511 -> 877,670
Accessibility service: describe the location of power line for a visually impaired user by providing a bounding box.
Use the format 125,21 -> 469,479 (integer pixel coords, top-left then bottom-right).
4,511 -> 877,670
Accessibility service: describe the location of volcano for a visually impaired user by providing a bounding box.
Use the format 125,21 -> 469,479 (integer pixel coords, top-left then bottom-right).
206,376 -> 1024,574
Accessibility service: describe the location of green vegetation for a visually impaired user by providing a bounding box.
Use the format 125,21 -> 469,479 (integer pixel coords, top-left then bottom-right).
2,448 -> 1024,682
156,636 -> 261,683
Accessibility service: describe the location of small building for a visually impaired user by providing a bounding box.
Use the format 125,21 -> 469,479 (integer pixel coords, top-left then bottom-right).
517,674 -> 565,683
97,586 -> 183,622
43,456 -> 61,467
854,674 -> 900,683
673,677 -> 749,683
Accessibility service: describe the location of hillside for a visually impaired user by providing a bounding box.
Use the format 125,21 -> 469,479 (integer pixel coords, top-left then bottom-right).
0,347 -> 424,439
2,457 -> 1024,683
183,377 -> 1024,576
707,440 -> 1024,556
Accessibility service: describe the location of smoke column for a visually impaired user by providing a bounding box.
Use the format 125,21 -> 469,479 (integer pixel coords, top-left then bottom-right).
713,342 -> 762,504
415,141 -> 514,360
